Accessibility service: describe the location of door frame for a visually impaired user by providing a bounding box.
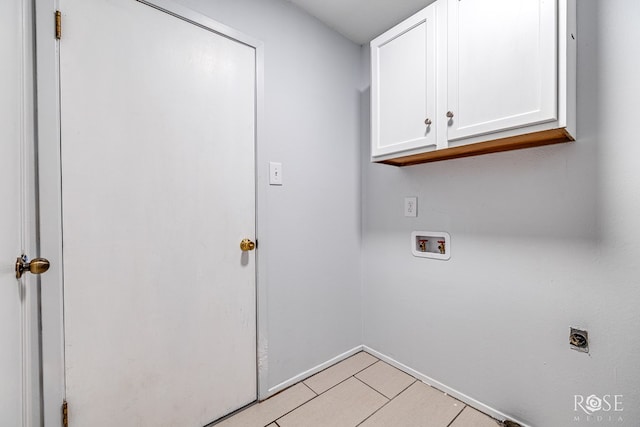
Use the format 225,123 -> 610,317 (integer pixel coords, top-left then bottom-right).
35,1 -> 268,424
9,0 -> 41,424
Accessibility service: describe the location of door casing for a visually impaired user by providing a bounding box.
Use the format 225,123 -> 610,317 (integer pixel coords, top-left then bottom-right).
3,0 -> 40,425
35,1 -> 268,424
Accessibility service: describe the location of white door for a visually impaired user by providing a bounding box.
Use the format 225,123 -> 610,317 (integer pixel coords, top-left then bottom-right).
446,0 -> 557,142
370,4 -> 437,158
59,0 -> 257,425
1,0 -> 39,425
0,2 -> 25,423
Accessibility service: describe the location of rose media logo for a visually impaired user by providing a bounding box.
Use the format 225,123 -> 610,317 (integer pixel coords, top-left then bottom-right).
573,394 -> 624,423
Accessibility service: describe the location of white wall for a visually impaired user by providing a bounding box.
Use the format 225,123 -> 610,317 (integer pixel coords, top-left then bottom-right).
362,0 -> 640,425
171,0 -> 363,394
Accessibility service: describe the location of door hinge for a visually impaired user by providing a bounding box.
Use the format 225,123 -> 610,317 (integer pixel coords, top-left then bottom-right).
55,10 -> 62,40
62,400 -> 68,427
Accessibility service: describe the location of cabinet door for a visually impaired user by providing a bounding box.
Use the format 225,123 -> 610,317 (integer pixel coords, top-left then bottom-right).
371,5 -> 436,158
447,0 -> 557,142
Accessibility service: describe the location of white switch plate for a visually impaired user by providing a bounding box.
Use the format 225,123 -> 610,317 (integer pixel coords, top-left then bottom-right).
269,162 -> 283,185
404,197 -> 417,217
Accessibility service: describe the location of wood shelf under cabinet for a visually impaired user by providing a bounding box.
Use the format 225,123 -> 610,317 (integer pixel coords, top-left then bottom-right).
376,128 -> 574,167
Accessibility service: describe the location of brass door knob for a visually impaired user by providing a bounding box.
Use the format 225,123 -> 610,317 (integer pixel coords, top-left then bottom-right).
15,256 -> 50,279
240,239 -> 256,252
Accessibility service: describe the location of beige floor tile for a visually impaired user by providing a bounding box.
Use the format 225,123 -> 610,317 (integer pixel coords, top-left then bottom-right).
278,377 -> 388,427
304,352 -> 378,394
449,406 -> 500,427
355,361 -> 416,399
266,424 -> 277,427
216,382 -> 316,427
360,381 -> 464,427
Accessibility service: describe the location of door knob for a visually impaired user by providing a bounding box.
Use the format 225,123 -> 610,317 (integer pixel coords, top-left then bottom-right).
446,111 -> 454,118
240,239 -> 256,252
424,118 -> 432,126
15,256 -> 50,279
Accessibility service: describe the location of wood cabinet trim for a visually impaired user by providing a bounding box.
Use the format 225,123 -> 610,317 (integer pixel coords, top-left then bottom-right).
376,128 -> 574,167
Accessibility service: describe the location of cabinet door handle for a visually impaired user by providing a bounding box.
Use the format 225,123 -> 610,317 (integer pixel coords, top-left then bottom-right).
446,111 -> 454,118
424,118 -> 432,126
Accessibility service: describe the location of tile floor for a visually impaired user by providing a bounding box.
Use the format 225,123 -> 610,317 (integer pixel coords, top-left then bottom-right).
214,352 -> 502,427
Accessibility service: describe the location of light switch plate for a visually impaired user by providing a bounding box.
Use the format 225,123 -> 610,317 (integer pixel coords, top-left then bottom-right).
404,197 -> 417,217
269,162 -> 283,185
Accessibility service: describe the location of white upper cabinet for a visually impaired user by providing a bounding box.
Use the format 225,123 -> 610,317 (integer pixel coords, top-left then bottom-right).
371,0 -> 576,166
371,4 -> 437,157
447,0 -> 557,142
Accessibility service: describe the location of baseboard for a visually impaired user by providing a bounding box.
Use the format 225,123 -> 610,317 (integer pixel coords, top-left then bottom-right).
362,346 -> 531,427
262,344 -> 530,427
266,345 -> 364,396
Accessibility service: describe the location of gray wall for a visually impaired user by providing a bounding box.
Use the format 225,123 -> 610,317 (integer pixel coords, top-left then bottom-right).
361,0 -> 640,425
172,0 -> 363,392
146,0 -> 640,424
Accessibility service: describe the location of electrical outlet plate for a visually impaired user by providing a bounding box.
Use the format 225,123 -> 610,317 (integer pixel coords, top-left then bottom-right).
570,327 -> 589,353
404,197 -> 417,217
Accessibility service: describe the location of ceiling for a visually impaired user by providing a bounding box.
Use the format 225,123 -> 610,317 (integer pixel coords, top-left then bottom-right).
285,0 -> 435,45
